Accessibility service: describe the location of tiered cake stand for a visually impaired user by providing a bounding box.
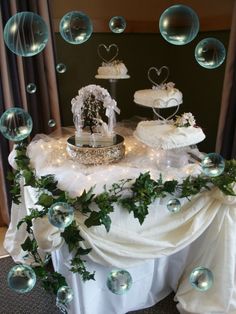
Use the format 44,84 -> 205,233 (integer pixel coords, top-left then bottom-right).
133,66 -> 204,169
95,44 -> 130,99
134,66 -> 181,121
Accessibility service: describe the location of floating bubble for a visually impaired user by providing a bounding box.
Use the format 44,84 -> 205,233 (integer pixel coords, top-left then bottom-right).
0,107 -> 33,142
4,12 -> 48,57
109,16 -> 126,33
189,266 -> 213,291
56,63 -> 67,73
201,153 -> 225,177
26,83 -> 37,94
8,264 -> 36,293
107,269 -> 132,295
195,38 -> 226,69
48,202 -> 74,229
48,119 -> 56,127
56,286 -> 73,307
59,11 -> 93,45
167,198 -> 181,213
159,5 -> 199,45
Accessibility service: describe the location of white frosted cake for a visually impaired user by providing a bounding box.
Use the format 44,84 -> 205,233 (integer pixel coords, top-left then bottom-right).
134,113 -> 205,149
134,82 -> 182,108
96,60 -> 129,79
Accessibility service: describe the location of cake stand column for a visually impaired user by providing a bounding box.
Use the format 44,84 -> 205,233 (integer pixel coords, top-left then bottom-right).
109,79 -> 118,100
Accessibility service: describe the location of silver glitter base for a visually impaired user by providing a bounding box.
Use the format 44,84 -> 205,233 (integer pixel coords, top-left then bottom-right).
66,134 -> 125,165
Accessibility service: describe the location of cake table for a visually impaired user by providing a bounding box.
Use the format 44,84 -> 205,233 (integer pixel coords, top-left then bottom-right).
3,126 -> 236,314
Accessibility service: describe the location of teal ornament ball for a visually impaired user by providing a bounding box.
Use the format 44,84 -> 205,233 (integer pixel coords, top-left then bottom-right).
8,264 -> 36,293
56,286 -> 73,306
107,269 -> 132,295
56,63 -> 67,73
59,11 -> 93,44
159,5 -> 199,45
48,202 -> 74,229
201,153 -> 225,177
26,83 -> 37,94
48,119 -> 56,127
0,108 -> 33,142
167,198 -> 181,213
4,12 -> 48,57
109,16 -> 126,33
189,266 -> 213,291
195,38 -> 226,69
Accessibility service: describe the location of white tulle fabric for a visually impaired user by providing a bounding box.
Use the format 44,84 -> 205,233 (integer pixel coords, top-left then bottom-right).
4,126 -> 236,314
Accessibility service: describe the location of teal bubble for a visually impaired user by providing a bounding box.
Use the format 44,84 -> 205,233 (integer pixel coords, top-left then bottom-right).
48,119 -> 56,127
109,16 -> 126,33
0,108 -> 33,142
26,83 -> 37,94
56,286 -> 73,306
8,264 -> 36,293
59,11 -> 93,45
189,267 -> 213,291
167,198 -> 181,213
107,269 -> 132,295
48,202 -> 74,229
195,38 -> 226,69
201,153 -> 225,177
159,5 -> 199,45
56,63 -> 67,73
4,12 -> 48,57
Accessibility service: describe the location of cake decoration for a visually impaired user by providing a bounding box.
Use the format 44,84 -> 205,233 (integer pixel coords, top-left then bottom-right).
134,66 -> 182,109
67,84 -> 125,164
148,66 -> 169,86
134,113 -> 205,150
71,84 -> 120,142
97,43 -> 119,63
95,43 -> 130,79
174,112 -> 196,127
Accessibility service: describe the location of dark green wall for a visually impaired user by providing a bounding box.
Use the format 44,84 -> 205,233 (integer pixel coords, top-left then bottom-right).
55,31 -> 229,152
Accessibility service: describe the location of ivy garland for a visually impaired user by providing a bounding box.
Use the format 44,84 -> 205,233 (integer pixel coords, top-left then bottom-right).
8,141 -> 236,296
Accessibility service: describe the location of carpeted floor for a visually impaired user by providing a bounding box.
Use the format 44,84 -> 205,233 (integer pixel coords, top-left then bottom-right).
0,256 -> 179,314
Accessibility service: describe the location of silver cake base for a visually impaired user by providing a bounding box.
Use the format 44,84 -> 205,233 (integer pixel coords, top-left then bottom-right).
66,134 -> 125,165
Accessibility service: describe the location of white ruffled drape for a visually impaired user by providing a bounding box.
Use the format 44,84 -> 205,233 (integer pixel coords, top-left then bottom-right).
4,129 -> 236,314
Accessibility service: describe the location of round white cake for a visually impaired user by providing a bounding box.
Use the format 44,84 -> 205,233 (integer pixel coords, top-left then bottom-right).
96,61 -> 129,79
134,82 -> 182,108
134,120 -> 205,149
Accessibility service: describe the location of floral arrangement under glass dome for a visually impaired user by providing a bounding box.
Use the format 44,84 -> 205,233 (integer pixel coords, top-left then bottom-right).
71,84 -> 120,146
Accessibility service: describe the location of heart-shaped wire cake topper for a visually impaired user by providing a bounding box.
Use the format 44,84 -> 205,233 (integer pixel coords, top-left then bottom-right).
153,98 -> 180,121
148,66 -> 170,86
97,44 -> 119,63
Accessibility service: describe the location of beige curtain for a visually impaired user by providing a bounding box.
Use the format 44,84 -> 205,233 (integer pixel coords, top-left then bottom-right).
0,0 -> 61,226
215,2 -> 236,158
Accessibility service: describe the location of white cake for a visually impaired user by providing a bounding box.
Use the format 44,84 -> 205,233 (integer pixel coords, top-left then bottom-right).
96,60 -> 129,78
134,119 -> 205,149
134,82 -> 182,108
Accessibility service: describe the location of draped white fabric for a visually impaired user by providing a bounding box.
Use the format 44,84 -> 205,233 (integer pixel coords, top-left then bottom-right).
4,130 -> 236,314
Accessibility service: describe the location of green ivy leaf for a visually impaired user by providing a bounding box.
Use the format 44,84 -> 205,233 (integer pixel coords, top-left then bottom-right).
84,211 -> 102,228
61,221 -> 84,252
23,169 -> 36,186
34,266 -> 48,279
37,194 -> 54,207
76,247 -> 92,256
7,171 -> 15,181
75,187 -> 95,213
100,215 -> 111,232
21,236 -> 38,253
36,175 -> 58,191
15,155 -> 30,169
163,180 -> 178,193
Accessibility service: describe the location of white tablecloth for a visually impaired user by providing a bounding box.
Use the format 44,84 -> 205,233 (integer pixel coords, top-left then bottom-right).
4,128 -> 236,314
